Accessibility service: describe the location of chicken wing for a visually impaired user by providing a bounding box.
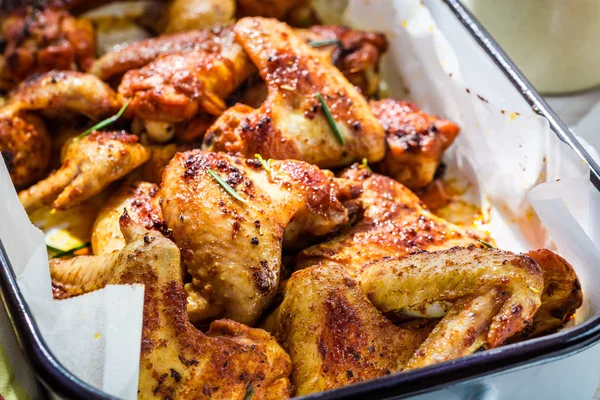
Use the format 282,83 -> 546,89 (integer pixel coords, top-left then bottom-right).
0,7 -> 95,89
91,181 -> 166,255
0,112 -> 50,188
297,167 -> 484,277
118,26 -> 255,120
51,213 -> 292,399
274,264 -> 433,396
203,17 -> 386,168
19,131 -> 149,212
160,150 -> 360,325
296,26 -> 388,96
370,99 -> 460,190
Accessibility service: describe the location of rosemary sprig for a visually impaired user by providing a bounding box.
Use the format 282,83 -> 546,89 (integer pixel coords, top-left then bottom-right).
207,168 -> 247,203
361,158 -> 372,172
47,242 -> 90,258
477,239 -> 494,249
316,93 -> 344,145
74,99 -> 132,141
309,39 -> 341,48
244,383 -> 253,400
254,154 -> 271,173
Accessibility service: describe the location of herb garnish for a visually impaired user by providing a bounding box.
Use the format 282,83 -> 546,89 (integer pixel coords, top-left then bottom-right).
360,158 -> 372,172
477,239 -> 494,249
47,242 -> 90,258
207,168 -> 247,203
74,99 -> 132,141
244,383 -> 253,400
254,154 -> 272,173
309,39 -> 341,48
316,93 -> 344,145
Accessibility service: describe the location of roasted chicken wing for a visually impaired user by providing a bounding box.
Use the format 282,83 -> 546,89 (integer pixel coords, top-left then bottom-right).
161,150 -> 360,325
370,99 -> 460,190
51,214 -> 292,400
0,7 -> 95,89
203,17 -> 386,168
19,131 -> 149,212
297,167 -> 484,277
91,181 -> 166,255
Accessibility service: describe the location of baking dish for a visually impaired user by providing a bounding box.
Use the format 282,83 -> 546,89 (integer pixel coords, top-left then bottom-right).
1,0 -> 600,399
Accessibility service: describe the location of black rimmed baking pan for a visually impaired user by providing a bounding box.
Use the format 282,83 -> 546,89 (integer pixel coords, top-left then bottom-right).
1,0 -> 600,399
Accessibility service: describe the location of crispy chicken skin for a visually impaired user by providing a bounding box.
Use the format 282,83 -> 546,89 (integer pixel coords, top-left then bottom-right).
0,112 -> 50,188
509,249 -> 583,341
370,99 -> 460,190
297,26 -> 388,96
91,181 -> 166,255
2,70 -> 120,120
51,214 -> 292,400
160,150 -> 360,325
203,17 -> 386,168
359,247 -> 543,369
118,26 -> 255,121
274,264 -> 433,396
19,131 -> 149,212
297,167 -> 483,277
0,7 -> 95,89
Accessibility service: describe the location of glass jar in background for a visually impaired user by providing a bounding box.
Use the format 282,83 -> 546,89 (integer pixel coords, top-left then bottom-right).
463,0 -> 600,94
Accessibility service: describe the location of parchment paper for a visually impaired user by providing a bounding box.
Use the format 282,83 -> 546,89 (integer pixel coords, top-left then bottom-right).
0,0 -> 598,398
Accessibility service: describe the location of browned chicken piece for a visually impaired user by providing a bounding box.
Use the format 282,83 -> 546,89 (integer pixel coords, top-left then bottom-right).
358,247 -> 543,369
509,249 -> 582,341
91,181 -> 166,255
296,26 -> 388,96
370,99 -> 460,190
161,150 -> 360,325
236,0 -> 309,20
140,143 -> 180,184
161,0 -> 236,33
51,214 -> 292,399
117,26 -> 254,118
19,131 -> 149,212
0,112 -> 50,188
274,264 -> 434,396
2,70 -> 120,120
203,17 -> 386,168
297,167 -> 484,277
0,7 -> 95,90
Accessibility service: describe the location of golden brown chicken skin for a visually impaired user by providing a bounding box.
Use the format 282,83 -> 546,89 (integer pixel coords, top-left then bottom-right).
274,264 -> 433,396
203,17 -> 386,168
91,181 -> 166,255
370,99 -> 460,190
297,25 -> 388,96
51,214 -> 292,400
118,26 -> 255,120
359,247 -> 543,369
297,167 -> 483,277
0,7 -> 95,89
19,131 -> 149,212
0,112 -> 50,188
161,150 -> 360,325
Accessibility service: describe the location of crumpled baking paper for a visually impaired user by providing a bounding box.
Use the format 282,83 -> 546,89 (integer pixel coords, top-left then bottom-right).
0,0 -> 599,398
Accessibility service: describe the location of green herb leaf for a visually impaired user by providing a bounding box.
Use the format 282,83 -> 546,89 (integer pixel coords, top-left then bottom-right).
309,39 -> 341,48
207,168 -> 247,203
254,154 -> 271,173
47,242 -> 90,258
477,239 -> 494,249
244,383 -> 253,400
74,99 -> 132,141
360,158 -> 372,172
316,93 -> 344,145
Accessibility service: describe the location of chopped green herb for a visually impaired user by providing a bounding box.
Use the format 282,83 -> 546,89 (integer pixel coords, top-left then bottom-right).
316,93 -> 344,145
207,168 -> 247,203
259,226 -> 264,236
309,39 -> 341,48
360,158 -> 372,172
74,99 -> 132,141
47,242 -> 90,258
244,383 -> 253,400
254,154 -> 271,173
477,239 -> 494,249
